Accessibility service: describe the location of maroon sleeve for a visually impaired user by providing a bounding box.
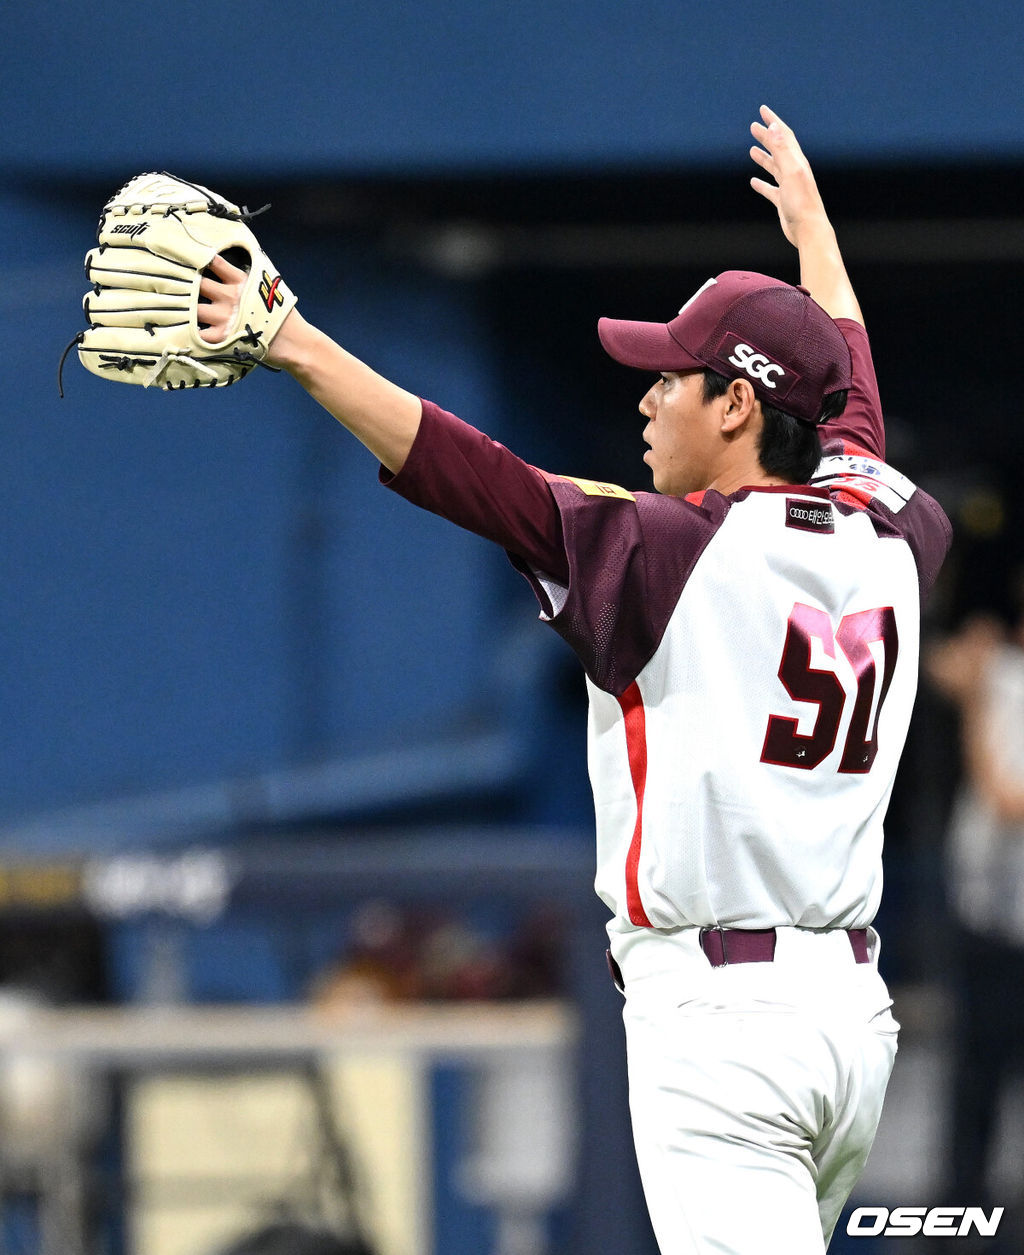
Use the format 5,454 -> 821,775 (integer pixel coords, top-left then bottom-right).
524,484 -> 726,695
888,491 -> 952,599
381,400 -> 569,582
820,319 -> 885,459
828,487 -> 951,604
381,399 -> 724,694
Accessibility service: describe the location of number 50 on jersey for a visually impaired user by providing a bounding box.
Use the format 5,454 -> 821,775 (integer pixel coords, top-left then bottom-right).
761,602 -> 898,774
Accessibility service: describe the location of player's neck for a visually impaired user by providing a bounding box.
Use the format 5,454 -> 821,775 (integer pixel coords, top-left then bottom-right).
706,465 -> 791,497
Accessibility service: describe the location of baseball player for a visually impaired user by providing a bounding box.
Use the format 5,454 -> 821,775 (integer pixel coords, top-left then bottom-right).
197,107 -> 951,1252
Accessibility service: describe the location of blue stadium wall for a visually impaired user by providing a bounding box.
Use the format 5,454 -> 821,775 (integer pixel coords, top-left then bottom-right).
2,0 -> 1023,826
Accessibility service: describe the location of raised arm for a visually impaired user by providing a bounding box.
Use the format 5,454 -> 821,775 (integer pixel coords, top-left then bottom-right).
749,105 -> 863,327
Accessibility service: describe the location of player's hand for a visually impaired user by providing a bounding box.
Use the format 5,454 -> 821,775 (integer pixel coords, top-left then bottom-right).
197,253 -> 246,343
749,105 -> 830,248
198,252 -> 300,357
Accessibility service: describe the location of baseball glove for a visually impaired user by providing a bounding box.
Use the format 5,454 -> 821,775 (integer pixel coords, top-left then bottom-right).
62,172 -> 296,393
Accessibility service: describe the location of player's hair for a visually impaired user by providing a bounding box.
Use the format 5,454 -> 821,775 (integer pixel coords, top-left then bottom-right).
701,369 -> 848,483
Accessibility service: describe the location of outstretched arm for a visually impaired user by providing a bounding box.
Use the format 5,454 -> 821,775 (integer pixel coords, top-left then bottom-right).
197,254 -> 568,575
199,254 -> 422,474
749,105 -> 863,326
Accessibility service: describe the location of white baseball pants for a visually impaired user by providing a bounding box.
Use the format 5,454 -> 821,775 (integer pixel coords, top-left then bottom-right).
614,926 -> 898,1254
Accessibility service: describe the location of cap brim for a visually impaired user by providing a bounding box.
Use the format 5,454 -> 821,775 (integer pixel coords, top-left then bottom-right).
598,317 -> 704,372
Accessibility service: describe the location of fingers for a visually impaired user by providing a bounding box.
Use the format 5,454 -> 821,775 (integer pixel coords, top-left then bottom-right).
198,257 -> 244,308
750,130 -> 784,162
198,275 -> 220,303
749,176 -> 780,206
198,298 -> 237,342
207,252 -> 247,282
749,104 -> 812,195
749,108 -> 784,187
198,253 -> 245,342
198,320 -> 226,344
197,284 -> 234,341
749,143 -> 775,174
750,105 -> 798,151
753,104 -> 790,140
749,136 -> 780,202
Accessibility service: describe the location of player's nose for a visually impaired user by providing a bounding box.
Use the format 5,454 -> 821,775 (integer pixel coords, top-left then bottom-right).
639,385 -> 657,419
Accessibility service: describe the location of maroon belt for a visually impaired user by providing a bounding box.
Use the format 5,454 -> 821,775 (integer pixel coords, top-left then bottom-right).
605,927 -> 870,989
699,927 -> 870,967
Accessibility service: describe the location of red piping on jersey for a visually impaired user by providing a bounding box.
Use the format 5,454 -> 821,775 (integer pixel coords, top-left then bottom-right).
617,681 -> 653,927
685,484 -> 832,506
736,484 -> 832,498
832,486 -> 874,510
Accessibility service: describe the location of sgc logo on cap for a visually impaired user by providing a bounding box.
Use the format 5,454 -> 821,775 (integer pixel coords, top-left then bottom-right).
726,341 -> 787,389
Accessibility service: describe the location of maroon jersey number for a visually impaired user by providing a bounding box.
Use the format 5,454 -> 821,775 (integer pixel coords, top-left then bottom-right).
760,602 -> 899,773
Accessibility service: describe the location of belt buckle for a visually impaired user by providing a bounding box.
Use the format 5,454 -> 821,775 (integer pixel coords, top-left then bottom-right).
699,926 -> 729,967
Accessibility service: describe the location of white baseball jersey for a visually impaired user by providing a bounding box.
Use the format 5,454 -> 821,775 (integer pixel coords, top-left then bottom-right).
384,318 -> 952,942
536,466 -> 939,938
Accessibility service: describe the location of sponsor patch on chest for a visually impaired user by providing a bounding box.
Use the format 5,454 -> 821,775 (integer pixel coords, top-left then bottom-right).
785,497 -> 834,533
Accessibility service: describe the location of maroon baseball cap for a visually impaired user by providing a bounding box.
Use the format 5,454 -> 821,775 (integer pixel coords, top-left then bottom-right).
598,271 -> 852,425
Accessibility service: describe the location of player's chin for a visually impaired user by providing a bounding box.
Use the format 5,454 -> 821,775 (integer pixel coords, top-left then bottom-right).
650,465 -> 687,498
644,450 -> 666,493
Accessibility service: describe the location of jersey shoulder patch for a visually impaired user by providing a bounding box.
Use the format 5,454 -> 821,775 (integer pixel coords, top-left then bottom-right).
550,474 -> 636,501
810,453 -> 917,513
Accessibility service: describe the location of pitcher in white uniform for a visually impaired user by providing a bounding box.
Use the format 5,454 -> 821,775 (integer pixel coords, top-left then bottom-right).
198,107 -> 952,1252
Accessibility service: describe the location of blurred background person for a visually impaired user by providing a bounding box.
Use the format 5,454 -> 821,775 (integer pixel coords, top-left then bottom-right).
927,587 -> 1024,1214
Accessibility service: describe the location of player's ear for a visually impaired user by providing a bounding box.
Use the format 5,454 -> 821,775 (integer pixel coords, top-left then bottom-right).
720,378 -> 757,433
